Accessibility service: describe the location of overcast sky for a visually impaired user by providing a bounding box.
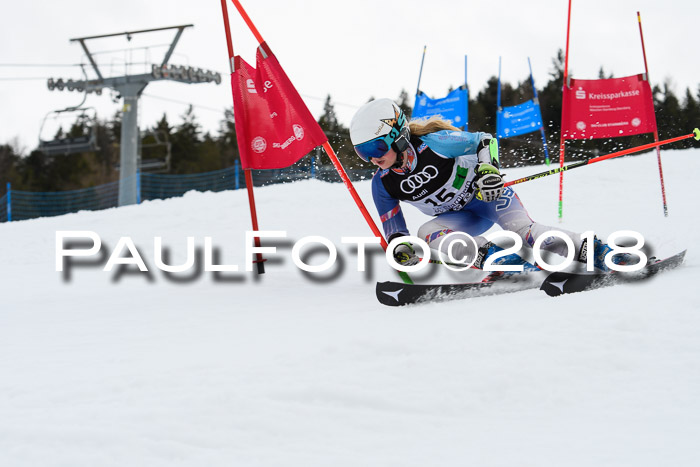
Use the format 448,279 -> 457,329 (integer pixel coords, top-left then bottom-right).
1,0 -> 697,153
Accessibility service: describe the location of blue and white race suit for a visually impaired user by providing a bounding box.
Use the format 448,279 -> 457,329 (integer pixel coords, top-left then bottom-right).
372,130 -> 579,263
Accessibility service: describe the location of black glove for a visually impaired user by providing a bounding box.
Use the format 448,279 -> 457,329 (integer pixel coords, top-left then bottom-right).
393,242 -> 420,266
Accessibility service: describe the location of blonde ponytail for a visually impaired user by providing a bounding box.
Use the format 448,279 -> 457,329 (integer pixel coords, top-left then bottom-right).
408,116 -> 461,136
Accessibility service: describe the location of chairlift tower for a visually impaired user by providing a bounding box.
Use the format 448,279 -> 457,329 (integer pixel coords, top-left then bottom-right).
46,25 -> 222,206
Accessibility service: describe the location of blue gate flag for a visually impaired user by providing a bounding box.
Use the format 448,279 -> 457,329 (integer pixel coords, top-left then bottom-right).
413,87 -> 468,128
496,99 -> 544,138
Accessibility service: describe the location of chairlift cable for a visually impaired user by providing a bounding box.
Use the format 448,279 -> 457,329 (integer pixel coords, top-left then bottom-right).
141,92 -> 223,113
0,77 -> 53,81
0,63 -> 84,67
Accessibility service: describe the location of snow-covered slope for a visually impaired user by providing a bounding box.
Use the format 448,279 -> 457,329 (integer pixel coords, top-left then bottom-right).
1,148 -> 699,466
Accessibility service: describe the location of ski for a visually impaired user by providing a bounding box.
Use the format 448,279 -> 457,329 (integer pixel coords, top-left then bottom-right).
540,250 -> 687,297
376,271 -> 546,306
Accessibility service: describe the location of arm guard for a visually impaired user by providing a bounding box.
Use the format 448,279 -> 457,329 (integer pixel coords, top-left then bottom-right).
476,137 -> 500,170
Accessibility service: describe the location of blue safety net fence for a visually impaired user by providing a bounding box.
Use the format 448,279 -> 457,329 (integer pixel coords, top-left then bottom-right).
1,160 -> 376,223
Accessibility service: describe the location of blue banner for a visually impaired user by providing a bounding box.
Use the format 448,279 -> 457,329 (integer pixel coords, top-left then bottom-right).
413,87 -> 468,129
496,99 -> 543,138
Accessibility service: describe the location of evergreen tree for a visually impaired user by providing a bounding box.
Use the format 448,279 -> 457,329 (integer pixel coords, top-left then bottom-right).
170,105 -> 203,173
109,110 -> 122,143
396,88 -> 413,119
472,76 -> 499,135
598,67 -> 614,79
680,87 -> 700,147
317,94 -> 361,171
538,48 -> 565,146
0,143 -> 21,194
17,149 -> 50,191
654,81 -> 683,147
152,114 -> 173,141
88,115 -> 120,183
197,131 -> 223,172
319,94 -> 341,133
218,107 -> 239,168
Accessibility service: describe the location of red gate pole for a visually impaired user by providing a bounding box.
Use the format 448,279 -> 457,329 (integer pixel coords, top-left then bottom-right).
558,0 -> 573,221
321,142 -> 388,251
638,11 -> 669,217
220,0 -> 265,274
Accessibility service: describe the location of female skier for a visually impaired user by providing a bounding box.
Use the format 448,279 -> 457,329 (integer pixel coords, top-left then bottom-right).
349,98 -> 627,272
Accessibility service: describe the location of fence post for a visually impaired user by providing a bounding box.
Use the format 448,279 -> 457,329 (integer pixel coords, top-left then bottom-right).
234,160 -> 240,190
136,171 -> 142,204
6,182 -> 11,222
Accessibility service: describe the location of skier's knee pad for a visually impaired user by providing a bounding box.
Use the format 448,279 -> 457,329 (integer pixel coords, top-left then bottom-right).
417,225 -> 453,247
506,222 -> 536,247
419,227 -> 483,264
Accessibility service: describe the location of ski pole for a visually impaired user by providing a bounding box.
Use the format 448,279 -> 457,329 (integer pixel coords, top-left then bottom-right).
505,128 -> 700,188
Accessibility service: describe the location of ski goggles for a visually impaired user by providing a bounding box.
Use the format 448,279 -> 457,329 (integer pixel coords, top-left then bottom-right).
353,127 -> 411,162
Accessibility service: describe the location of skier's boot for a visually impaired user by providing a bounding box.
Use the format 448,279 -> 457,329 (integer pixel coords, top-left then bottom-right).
579,237 -> 635,273
477,242 -> 539,282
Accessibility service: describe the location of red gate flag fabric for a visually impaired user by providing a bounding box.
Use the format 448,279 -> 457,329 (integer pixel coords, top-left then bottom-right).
561,74 -> 656,140
232,42 -> 327,169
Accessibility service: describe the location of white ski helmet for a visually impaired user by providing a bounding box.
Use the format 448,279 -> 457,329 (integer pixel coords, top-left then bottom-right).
350,98 -> 410,162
